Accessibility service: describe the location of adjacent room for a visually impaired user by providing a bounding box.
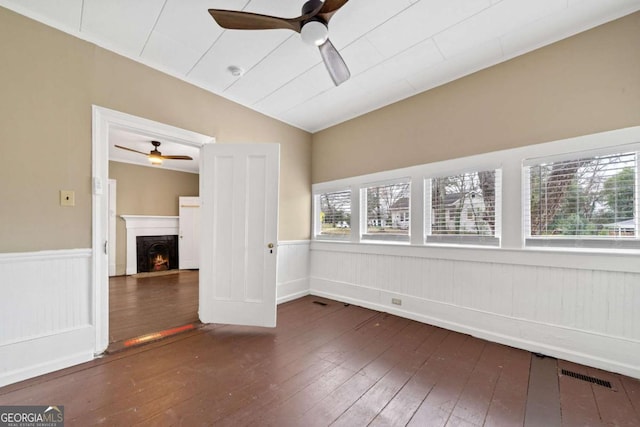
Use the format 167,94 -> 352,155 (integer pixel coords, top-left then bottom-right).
107,134 -> 202,347
1,1 -> 639,425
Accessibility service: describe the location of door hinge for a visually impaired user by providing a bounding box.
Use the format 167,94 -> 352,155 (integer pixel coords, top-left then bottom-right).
104,240 -> 108,255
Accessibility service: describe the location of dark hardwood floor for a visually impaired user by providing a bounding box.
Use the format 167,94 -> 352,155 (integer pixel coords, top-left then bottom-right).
109,270 -> 199,344
1,296 -> 639,426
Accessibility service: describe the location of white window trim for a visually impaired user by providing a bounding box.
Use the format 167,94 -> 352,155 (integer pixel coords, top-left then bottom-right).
360,179 -> 412,244
313,188 -> 353,241
521,142 -> 640,167
636,150 -> 640,238
311,125 -> 640,254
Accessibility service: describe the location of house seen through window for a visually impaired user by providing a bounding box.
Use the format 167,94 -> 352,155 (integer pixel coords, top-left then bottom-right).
363,181 -> 411,242
428,170 -> 500,245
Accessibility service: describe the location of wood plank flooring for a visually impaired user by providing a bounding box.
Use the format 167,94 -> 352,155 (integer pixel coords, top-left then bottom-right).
1,296 -> 639,426
109,270 -> 199,344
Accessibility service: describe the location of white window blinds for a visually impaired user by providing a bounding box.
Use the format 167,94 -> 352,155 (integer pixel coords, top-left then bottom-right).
524,151 -> 638,248
318,189 -> 352,239
428,170 -> 500,245
363,181 -> 410,242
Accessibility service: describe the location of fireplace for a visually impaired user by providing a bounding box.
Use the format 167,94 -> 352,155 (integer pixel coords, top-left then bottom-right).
121,215 -> 180,274
136,235 -> 179,273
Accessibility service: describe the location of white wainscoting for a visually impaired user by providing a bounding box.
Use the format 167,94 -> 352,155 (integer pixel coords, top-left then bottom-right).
0,249 -> 94,387
0,242 -> 309,387
277,241 -> 310,304
310,242 -> 640,379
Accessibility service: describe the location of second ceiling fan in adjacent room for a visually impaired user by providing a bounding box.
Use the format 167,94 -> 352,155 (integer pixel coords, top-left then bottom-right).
115,141 -> 193,166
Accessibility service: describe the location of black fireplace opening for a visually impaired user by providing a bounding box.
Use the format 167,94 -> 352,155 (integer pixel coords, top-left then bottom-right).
136,235 -> 179,273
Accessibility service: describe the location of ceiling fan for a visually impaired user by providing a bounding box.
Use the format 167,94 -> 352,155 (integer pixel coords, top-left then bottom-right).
209,0 -> 351,86
115,141 -> 193,166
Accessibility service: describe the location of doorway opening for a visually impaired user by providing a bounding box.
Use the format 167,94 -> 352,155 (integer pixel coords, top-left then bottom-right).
107,271 -> 199,350
92,106 -> 214,354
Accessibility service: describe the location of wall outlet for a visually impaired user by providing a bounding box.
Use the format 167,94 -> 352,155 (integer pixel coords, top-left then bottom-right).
60,190 -> 75,207
391,298 -> 402,306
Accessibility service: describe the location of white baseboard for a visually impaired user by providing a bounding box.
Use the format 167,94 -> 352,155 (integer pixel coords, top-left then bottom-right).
310,278 -> 640,379
0,326 -> 95,388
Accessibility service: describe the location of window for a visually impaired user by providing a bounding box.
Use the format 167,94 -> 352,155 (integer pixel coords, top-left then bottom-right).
524,150 -> 639,248
427,170 -> 500,245
316,189 -> 352,239
362,181 -> 410,242
312,128 -> 640,250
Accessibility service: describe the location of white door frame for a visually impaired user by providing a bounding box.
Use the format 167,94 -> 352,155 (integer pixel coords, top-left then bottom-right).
91,106 -> 214,354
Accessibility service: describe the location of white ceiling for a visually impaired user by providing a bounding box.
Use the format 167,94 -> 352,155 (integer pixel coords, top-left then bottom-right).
2,0 -> 640,133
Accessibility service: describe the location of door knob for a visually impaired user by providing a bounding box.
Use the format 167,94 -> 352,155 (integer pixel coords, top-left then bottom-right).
267,243 -> 274,248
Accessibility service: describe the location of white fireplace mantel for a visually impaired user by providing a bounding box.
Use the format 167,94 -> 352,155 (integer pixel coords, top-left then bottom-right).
120,215 -> 179,275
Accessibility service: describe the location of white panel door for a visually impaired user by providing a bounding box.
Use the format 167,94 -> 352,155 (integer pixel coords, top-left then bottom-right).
199,143 -> 279,327
179,196 -> 201,270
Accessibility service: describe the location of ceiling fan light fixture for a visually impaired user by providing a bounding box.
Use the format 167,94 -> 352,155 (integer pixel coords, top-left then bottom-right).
300,20 -> 328,46
148,155 -> 163,165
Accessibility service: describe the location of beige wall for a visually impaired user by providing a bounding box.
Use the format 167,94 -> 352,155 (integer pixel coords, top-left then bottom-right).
0,7 -> 312,253
312,12 -> 640,183
2,7 -> 639,253
109,161 -> 199,275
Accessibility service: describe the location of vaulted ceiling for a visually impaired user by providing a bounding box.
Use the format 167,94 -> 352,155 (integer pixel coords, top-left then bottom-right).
2,0 -> 639,133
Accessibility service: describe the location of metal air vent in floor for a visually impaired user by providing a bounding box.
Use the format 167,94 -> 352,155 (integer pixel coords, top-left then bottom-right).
561,369 -> 612,389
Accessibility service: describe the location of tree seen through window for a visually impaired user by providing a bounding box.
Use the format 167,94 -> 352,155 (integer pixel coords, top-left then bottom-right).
528,152 -> 636,237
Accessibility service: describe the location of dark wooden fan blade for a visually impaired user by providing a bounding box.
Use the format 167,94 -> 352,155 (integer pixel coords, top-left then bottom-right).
318,0 -> 349,23
209,9 -> 303,32
161,155 -> 193,160
319,38 -> 350,86
115,145 -> 149,156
